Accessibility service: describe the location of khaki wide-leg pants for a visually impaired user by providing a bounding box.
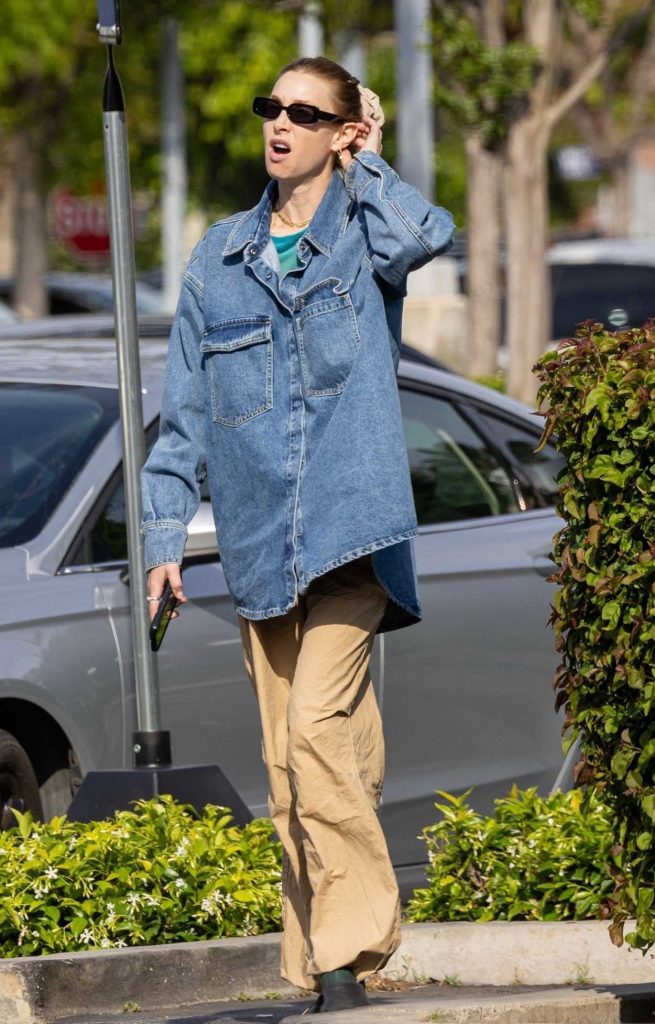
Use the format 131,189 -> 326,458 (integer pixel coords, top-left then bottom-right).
238,554 -> 401,991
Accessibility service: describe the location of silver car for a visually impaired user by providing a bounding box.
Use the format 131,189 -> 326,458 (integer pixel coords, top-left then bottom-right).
0,331 -> 566,893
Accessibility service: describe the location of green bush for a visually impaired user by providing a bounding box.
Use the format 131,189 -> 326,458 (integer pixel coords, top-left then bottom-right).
0,797 -> 281,957
534,323 -> 655,952
407,787 -> 613,923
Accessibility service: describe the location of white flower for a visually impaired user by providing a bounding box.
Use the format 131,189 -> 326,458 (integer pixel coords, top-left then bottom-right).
100,938 -> 112,948
143,894 -> 160,907
174,844 -> 188,858
174,878 -> 185,890
45,866 -> 59,880
106,902 -> 115,913
114,938 -> 127,948
126,893 -> 141,908
80,929 -> 94,944
201,898 -> 213,913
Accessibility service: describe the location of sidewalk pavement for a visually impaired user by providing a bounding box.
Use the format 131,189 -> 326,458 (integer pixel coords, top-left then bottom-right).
54,981 -> 655,1024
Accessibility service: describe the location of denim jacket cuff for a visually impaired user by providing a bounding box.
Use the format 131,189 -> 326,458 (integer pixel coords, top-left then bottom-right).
142,522 -> 187,571
343,151 -> 392,201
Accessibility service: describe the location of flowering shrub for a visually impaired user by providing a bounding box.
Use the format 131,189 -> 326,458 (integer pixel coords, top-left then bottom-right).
406,787 -> 614,923
0,797 -> 281,957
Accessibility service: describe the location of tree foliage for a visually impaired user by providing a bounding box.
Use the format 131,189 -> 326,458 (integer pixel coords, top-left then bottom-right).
429,5 -> 540,149
0,0 -> 299,267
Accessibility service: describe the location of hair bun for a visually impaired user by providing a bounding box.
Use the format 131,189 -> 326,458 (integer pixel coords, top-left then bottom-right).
357,84 -> 385,128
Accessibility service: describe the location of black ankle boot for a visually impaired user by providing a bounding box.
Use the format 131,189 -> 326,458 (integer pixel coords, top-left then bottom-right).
319,970 -> 369,1013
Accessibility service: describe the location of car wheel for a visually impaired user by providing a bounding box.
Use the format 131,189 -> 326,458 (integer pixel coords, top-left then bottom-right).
0,729 -> 43,829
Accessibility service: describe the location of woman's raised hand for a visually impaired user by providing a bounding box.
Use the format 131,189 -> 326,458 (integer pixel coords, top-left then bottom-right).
147,563 -> 187,621
338,116 -> 382,171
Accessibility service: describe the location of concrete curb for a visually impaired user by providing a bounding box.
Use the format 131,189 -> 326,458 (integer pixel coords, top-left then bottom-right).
1,921 -> 654,1023
0,933 -> 295,1024
381,920 -> 655,987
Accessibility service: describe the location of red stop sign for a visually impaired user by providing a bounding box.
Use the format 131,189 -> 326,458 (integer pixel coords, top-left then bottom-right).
50,187 -> 111,259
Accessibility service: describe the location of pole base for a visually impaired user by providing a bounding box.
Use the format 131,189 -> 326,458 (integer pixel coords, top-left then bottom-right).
66,764 -> 253,826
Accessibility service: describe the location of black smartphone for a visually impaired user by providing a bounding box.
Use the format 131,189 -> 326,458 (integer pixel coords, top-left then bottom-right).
149,583 -> 179,653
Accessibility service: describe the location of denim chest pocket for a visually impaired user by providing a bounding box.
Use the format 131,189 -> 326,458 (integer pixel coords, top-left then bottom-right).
200,317 -> 272,426
296,294 -> 360,397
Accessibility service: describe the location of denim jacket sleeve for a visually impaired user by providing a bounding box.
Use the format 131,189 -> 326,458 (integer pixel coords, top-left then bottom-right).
140,239 -> 209,570
343,150 -> 455,290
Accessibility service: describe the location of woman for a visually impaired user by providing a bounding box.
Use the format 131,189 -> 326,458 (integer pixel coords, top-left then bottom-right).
142,57 -> 454,1013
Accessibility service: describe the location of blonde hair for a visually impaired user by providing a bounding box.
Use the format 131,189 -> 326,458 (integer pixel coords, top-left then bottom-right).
278,56 -> 363,121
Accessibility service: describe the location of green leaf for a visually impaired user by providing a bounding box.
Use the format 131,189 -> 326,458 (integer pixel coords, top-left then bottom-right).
585,455 -> 627,487
642,795 -> 655,822
232,889 -> 257,902
600,601 -> 621,631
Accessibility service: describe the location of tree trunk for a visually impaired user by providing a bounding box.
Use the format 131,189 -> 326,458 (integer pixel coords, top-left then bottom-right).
12,131 -> 47,320
465,133 -> 501,378
504,116 -> 552,406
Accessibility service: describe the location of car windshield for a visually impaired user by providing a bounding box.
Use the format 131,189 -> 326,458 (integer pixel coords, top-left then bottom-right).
0,384 -> 119,547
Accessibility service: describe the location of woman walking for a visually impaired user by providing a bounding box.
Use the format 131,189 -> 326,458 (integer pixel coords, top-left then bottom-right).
142,57 -> 454,1013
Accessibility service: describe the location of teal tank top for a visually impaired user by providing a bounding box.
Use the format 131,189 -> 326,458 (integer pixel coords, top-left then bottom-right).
272,229 -> 306,276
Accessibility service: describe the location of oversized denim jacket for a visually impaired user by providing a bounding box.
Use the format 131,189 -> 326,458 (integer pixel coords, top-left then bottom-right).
141,151 -> 455,633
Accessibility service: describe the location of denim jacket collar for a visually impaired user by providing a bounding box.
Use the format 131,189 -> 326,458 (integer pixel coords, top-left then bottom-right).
222,171 -> 349,259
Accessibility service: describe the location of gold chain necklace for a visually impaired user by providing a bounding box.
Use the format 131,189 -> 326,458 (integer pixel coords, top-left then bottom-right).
273,204 -> 310,229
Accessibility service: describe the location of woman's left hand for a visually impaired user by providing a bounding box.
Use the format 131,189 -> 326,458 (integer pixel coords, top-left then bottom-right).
339,116 -> 382,171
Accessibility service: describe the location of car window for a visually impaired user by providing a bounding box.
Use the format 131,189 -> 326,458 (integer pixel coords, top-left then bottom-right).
400,388 -> 518,525
89,434 -> 159,564
0,384 -> 119,548
88,428 -> 211,564
473,407 -> 566,508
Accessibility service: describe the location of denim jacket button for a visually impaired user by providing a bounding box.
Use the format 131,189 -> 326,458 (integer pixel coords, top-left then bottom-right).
248,246 -> 258,257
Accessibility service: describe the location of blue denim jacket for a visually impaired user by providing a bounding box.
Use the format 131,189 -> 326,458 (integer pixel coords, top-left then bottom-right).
142,152 -> 455,632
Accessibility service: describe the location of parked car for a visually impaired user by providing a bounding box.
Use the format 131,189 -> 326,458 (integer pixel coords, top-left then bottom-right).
548,237 -> 655,339
457,236 -> 655,367
0,273 -> 166,317
0,332 -> 566,895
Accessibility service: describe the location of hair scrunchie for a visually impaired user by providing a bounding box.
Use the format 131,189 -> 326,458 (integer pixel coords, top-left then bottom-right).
357,83 -> 385,128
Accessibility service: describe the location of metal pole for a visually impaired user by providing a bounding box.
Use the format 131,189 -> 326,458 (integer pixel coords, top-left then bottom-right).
64,2 -> 256,823
298,0 -> 324,56
101,47 -> 162,738
161,17 -> 187,315
394,0 -> 434,202
338,29 -> 366,82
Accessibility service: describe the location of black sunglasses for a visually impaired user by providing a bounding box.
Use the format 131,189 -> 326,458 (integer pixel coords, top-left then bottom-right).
252,96 -> 345,125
